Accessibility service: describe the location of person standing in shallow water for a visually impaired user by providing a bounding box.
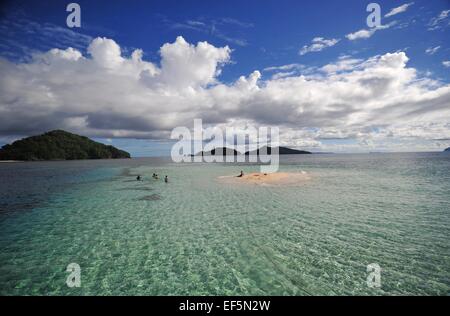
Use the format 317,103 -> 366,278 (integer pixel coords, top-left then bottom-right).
136,175 -> 141,181
164,175 -> 168,183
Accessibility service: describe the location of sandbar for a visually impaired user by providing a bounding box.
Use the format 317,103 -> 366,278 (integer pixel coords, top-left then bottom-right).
218,171 -> 311,186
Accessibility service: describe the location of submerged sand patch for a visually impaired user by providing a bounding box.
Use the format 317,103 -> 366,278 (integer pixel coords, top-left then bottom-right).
218,171 -> 311,186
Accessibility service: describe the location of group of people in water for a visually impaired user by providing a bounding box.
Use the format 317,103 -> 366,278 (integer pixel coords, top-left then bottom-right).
136,174 -> 169,183
136,171 -> 243,182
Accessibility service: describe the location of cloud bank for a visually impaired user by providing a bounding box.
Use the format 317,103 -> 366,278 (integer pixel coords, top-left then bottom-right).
1,36 -> 450,151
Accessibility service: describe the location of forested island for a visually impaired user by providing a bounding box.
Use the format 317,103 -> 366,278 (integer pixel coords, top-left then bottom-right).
195,146 -> 311,156
245,146 -> 311,155
0,130 -> 130,161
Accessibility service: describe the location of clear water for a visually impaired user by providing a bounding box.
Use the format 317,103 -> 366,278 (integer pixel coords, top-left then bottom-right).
0,153 -> 449,295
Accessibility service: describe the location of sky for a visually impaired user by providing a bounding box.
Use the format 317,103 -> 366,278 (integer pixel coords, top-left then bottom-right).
0,0 -> 449,156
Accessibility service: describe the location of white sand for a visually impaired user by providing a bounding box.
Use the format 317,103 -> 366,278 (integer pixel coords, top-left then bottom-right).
218,171 -> 311,186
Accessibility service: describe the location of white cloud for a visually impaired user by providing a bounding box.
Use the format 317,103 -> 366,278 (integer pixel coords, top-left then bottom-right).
264,64 -> 309,79
385,2 -> 414,18
186,20 -> 205,27
88,37 -> 124,69
157,36 -> 231,89
264,63 -> 304,72
425,46 -> 441,55
271,71 -> 297,80
428,10 -> 450,30
299,37 -> 340,55
443,61 -> 450,68
320,57 -> 363,74
346,22 -> 395,40
1,36 -> 450,152
346,29 -> 374,40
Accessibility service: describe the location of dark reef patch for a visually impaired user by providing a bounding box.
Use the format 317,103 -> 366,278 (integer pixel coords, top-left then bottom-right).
138,194 -> 161,201
116,186 -> 153,191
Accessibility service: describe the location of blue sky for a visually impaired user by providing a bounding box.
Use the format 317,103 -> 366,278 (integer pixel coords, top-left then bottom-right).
2,0 -> 449,82
0,0 -> 449,155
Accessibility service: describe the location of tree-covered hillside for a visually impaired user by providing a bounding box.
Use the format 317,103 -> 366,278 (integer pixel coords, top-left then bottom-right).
0,130 -> 130,161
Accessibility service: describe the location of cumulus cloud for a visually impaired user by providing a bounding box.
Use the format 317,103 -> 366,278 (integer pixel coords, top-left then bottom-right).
443,61 -> 450,68
385,2 -> 414,18
1,36 -> 450,152
299,37 -> 340,55
157,36 -> 231,89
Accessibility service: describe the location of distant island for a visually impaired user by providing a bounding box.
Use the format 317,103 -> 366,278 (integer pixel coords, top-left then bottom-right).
245,146 -> 311,155
0,130 -> 130,161
195,147 -> 240,156
195,146 -> 311,156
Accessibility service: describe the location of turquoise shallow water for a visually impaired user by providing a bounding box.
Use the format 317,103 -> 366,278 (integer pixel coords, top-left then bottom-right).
0,153 -> 449,295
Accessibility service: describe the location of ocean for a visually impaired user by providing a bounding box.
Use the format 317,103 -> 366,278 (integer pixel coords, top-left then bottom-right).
0,153 -> 449,295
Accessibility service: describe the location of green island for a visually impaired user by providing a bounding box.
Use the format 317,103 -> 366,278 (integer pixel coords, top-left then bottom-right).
195,146 -> 311,156
0,130 -> 130,161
